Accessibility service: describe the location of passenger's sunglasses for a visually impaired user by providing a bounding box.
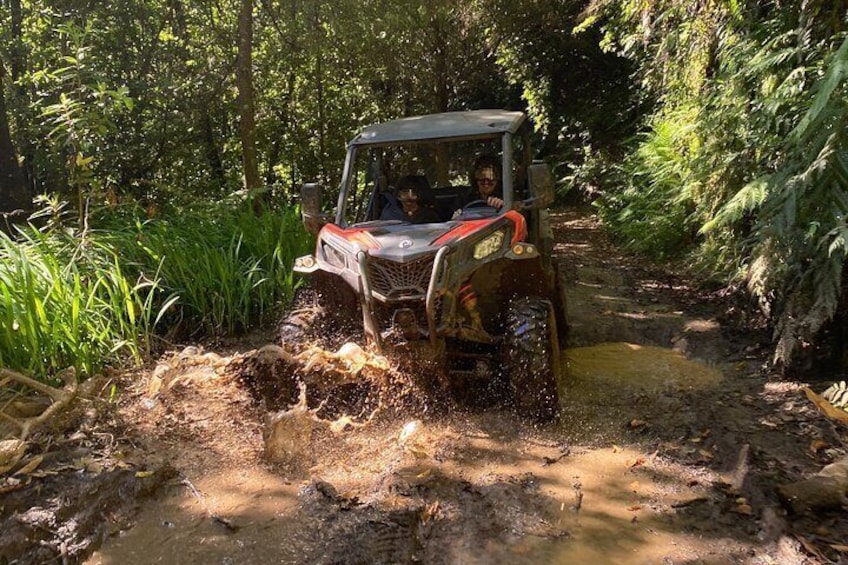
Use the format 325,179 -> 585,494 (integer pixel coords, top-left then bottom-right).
475,178 -> 496,185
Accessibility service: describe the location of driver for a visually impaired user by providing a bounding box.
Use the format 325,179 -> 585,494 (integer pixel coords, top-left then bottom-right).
397,175 -> 441,224
453,154 -> 505,218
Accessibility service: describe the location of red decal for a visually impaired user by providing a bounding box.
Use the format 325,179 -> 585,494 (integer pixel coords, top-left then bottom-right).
322,223 -> 381,249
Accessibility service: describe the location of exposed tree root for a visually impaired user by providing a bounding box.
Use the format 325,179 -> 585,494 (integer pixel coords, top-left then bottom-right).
0,367 -> 78,473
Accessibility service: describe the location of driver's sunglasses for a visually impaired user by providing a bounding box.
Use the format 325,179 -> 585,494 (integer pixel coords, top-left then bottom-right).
475,178 -> 496,185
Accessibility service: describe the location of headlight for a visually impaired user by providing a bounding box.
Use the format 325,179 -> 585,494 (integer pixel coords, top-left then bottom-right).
321,242 -> 346,268
473,230 -> 505,260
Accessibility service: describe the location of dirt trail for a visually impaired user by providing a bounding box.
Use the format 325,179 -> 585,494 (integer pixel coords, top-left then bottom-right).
4,207 -> 845,564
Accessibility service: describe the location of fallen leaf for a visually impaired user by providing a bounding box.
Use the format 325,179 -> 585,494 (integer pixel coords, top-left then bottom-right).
147,375 -> 163,398
422,501 -> 440,522
0,440 -> 26,474
14,455 -> 43,476
629,481 -> 639,492
809,439 -> 829,453
829,544 -> 848,553
612,445 -> 622,453
626,457 -> 645,469
627,505 -> 642,511
628,419 -> 648,429
407,446 -> 429,459
135,470 -> 154,478
697,449 -> 715,462
796,536 -> 827,561
733,503 -> 753,515
802,386 -> 848,425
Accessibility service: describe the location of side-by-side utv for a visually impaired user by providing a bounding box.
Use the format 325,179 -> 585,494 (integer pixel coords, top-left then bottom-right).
294,110 -> 566,420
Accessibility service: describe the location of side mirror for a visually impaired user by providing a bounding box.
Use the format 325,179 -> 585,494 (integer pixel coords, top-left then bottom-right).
301,183 -> 330,234
525,163 -> 555,209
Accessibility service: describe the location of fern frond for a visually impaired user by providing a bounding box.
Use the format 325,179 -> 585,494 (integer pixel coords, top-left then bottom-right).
791,36 -> 848,142
700,175 -> 770,233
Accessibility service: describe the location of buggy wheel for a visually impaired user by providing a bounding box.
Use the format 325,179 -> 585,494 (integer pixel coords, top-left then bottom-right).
505,297 -> 561,421
278,285 -> 320,347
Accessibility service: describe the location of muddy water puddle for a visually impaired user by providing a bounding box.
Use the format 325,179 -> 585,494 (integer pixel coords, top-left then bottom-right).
565,342 -> 723,390
87,341 -> 742,564
558,342 -> 723,443
89,427 -> 728,565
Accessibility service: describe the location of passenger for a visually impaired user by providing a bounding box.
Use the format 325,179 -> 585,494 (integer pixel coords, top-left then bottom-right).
397,175 -> 441,224
377,191 -> 405,221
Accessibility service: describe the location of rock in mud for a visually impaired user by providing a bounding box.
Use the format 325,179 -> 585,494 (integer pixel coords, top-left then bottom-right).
777,456 -> 848,514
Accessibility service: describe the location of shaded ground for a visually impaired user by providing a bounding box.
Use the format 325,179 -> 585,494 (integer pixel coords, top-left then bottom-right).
3,207 -> 847,564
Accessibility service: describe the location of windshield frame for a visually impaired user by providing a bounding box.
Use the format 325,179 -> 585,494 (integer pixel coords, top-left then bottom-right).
334,131 -> 519,226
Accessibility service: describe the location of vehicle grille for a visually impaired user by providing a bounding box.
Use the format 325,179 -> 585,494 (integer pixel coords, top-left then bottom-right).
368,255 -> 435,299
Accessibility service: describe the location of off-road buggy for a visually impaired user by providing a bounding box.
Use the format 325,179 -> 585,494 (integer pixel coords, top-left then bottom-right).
293,110 -> 566,420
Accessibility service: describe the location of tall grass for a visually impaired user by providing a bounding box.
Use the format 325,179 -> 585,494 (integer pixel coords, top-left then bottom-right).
0,200 -> 312,381
112,204 -> 311,335
0,227 -> 158,377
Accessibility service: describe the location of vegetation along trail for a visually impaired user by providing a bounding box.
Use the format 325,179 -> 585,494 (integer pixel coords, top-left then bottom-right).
65,207 -> 842,564
2,2 -> 847,564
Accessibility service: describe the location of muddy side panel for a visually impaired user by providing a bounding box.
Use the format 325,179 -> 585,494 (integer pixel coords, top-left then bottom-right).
471,257 -> 556,331
310,271 -> 362,330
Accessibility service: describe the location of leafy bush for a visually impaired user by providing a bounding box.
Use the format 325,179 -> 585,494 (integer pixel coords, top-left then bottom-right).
588,1 -> 847,366
597,106 -> 700,259
0,200 -> 312,381
105,201 -> 312,336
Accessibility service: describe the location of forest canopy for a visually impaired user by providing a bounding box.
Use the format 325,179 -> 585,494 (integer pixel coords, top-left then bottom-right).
1,0 -> 846,375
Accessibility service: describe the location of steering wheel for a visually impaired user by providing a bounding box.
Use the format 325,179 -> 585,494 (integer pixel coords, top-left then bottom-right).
463,199 -> 494,209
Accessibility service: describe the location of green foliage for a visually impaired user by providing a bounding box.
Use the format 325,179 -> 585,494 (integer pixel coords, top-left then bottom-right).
478,0 -> 638,193
0,224 -> 160,377
103,200 -> 312,336
0,199 -> 311,381
748,36 -> 848,363
589,0 -> 848,365
598,105 -> 700,258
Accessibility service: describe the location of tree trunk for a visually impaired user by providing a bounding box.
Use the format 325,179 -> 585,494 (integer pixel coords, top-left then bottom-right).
236,0 -> 262,213
202,112 -> 226,191
9,0 -> 25,84
0,61 -> 30,224
313,3 -> 326,186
